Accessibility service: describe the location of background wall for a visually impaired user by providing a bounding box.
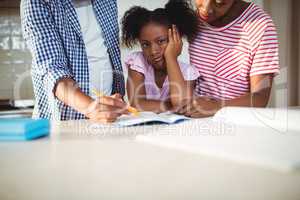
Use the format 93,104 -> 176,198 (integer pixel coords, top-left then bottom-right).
0,0 -> 299,107
292,0 -> 300,106
264,0 -> 299,107
0,0 -> 32,100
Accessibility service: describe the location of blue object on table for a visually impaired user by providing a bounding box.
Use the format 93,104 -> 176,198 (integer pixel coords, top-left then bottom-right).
0,118 -> 50,141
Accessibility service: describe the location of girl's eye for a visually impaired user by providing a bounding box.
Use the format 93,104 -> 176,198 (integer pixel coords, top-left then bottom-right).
141,43 -> 149,48
158,39 -> 167,44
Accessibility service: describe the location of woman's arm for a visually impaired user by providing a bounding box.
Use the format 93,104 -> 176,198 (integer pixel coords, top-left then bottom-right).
165,25 -> 194,107
222,74 -> 273,107
127,68 -> 171,113
175,74 -> 274,118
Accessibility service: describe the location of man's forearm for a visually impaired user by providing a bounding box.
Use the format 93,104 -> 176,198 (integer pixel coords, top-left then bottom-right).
54,78 -> 93,114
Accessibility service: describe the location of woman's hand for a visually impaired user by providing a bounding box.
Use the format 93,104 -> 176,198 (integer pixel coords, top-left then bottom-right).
83,93 -> 129,123
173,96 -> 222,118
164,25 -> 183,60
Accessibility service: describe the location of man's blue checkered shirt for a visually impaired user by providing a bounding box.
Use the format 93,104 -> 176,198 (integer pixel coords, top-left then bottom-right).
21,0 -> 125,120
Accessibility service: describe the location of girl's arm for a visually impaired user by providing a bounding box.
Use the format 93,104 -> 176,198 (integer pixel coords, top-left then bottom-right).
165,25 -> 194,107
127,68 -> 171,113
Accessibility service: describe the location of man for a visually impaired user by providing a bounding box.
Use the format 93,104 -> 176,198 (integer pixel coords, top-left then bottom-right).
21,0 -> 128,122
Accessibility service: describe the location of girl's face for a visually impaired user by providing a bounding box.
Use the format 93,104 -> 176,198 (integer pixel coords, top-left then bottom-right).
139,23 -> 169,71
194,0 -> 235,24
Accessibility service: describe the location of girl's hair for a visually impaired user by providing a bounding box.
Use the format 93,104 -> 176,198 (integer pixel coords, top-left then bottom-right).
121,0 -> 199,48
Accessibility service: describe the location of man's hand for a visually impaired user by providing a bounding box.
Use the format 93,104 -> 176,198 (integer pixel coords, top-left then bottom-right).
83,93 -> 129,123
55,78 -> 129,123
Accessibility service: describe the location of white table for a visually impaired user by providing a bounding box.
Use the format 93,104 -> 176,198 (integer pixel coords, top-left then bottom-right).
0,120 -> 300,200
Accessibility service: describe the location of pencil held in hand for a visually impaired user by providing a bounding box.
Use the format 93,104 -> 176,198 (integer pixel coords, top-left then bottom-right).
127,106 -> 139,116
91,89 -> 139,116
91,89 -> 105,97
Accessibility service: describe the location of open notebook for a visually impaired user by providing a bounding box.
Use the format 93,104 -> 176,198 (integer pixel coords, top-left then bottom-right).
115,112 -> 190,127
136,107 -> 300,172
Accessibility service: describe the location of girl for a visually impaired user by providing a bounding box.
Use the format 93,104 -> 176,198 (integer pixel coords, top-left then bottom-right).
121,0 -> 200,113
176,0 -> 280,117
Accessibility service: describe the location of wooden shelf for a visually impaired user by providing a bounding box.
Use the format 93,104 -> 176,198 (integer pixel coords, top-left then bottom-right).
0,0 -> 20,8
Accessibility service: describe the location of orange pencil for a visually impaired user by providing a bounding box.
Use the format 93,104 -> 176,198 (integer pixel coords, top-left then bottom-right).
91,89 -> 139,116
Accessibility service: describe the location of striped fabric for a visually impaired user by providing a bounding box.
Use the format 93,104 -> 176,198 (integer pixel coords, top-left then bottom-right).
189,3 -> 280,100
21,0 -> 125,120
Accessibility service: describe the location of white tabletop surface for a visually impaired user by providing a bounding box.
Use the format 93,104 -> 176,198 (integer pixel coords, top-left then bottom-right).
0,120 -> 300,200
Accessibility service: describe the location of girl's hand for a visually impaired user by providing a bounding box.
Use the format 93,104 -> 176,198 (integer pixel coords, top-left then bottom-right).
164,25 -> 183,60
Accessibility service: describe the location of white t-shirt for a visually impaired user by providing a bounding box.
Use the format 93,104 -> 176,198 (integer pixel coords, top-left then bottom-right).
74,0 -> 113,98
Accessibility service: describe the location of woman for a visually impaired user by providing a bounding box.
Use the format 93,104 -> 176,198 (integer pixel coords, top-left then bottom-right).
176,0 -> 280,118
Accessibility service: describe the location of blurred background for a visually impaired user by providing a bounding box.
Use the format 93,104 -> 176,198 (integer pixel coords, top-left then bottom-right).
0,0 -> 299,111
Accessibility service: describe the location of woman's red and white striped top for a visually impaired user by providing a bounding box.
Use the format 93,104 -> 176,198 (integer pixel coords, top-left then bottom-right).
189,3 -> 280,100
